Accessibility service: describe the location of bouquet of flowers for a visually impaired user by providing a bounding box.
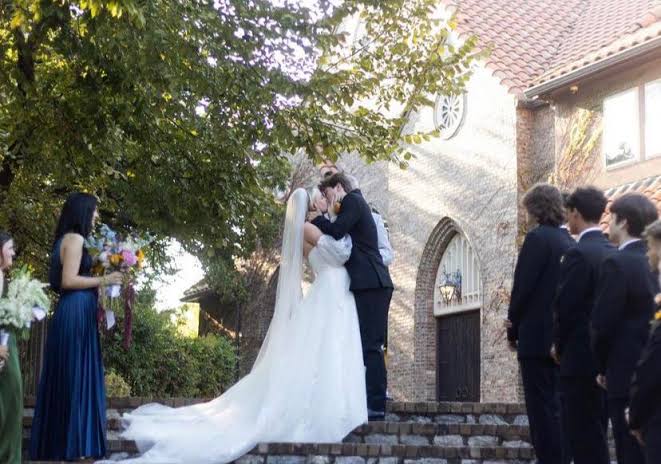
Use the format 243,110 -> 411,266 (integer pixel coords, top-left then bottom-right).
0,266 -> 50,370
85,224 -> 151,348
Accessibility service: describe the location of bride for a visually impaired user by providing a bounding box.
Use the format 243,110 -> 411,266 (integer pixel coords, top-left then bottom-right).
114,188 -> 367,464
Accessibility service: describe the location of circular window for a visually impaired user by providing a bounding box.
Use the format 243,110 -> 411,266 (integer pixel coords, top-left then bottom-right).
434,93 -> 466,139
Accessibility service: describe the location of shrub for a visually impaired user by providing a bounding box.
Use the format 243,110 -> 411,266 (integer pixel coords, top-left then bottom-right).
102,292 -> 236,397
105,369 -> 131,397
188,334 -> 236,397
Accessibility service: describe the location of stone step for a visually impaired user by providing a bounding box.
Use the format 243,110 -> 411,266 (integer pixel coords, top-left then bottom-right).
23,440 -> 537,463
348,423 -> 531,448
21,434 -> 617,464
22,413 -> 533,448
20,399 -> 615,464
23,398 -> 529,426
22,396 -> 213,409
22,398 -> 527,414
240,442 -> 538,463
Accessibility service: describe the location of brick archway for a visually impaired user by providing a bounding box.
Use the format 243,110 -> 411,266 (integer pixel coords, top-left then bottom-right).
413,218 -> 462,401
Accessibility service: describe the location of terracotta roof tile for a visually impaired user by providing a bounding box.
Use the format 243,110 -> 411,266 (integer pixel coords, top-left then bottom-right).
446,0 -> 661,96
639,5 -> 661,27
532,0 -> 661,88
446,0 -> 586,96
599,175 -> 661,234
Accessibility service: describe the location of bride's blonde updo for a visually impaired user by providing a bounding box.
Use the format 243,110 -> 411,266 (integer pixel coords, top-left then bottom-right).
309,187 -> 323,211
309,187 -> 335,218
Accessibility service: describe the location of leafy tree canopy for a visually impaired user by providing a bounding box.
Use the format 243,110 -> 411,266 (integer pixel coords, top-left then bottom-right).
0,0 -> 477,285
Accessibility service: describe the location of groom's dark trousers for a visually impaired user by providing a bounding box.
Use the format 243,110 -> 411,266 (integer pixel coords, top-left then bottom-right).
312,189 -> 394,415
354,288 -> 393,413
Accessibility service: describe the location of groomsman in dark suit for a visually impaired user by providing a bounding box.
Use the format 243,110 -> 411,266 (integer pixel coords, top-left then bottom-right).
551,187 -> 613,464
629,312 -> 661,464
592,193 -> 659,464
507,184 -> 573,464
628,219 -> 661,464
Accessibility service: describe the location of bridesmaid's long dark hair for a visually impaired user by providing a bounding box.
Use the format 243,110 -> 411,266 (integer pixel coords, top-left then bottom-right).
0,230 -> 12,269
53,193 -> 98,244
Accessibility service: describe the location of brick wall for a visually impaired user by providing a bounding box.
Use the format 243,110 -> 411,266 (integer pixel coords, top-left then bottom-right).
244,67 -> 564,403
349,67 -> 523,402
239,271 -> 278,377
516,104 -> 556,242
551,60 -> 661,192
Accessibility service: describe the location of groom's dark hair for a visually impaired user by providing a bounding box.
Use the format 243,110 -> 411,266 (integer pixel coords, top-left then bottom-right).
319,172 -> 354,193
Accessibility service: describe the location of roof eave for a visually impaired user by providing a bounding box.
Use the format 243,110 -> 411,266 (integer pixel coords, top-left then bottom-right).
180,289 -> 213,303
524,35 -> 661,99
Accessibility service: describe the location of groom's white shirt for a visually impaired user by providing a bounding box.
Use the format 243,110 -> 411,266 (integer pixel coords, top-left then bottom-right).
372,212 -> 393,266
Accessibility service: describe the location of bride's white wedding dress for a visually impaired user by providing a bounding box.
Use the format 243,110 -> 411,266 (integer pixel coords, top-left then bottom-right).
115,189 -> 367,464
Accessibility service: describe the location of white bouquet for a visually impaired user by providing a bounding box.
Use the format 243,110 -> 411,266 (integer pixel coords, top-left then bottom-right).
0,267 -> 50,370
0,266 -> 50,333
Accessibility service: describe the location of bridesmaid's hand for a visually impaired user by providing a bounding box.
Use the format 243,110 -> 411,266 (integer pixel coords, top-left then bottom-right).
104,272 -> 124,286
0,345 -> 8,361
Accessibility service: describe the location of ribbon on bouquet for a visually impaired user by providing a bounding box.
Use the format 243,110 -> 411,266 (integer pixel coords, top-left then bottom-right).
97,298 -> 105,326
0,330 -> 8,347
0,330 -> 8,371
96,281 -> 135,350
123,281 -> 135,350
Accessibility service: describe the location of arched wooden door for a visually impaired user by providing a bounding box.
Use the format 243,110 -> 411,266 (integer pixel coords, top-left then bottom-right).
434,232 -> 481,402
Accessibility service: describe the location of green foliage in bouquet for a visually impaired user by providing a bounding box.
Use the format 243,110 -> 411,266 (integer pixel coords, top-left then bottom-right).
102,290 -> 236,397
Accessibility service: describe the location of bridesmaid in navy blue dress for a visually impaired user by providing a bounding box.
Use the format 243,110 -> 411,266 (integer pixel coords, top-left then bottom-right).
30,193 -> 123,461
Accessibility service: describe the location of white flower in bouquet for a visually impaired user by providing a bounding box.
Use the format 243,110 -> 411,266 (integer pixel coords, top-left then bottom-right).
0,267 -> 50,332
98,251 -> 110,268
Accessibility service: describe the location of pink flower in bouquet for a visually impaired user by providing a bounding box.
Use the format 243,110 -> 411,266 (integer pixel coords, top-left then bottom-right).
121,249 -> 138,267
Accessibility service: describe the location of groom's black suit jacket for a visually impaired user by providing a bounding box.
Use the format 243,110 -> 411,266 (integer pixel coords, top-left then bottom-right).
312,190 -> 393,291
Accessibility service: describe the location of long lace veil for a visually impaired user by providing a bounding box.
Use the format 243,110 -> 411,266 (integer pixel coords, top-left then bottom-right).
252,187 -> 307,370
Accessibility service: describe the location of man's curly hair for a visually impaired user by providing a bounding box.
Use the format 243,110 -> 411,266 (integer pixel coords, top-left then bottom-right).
523,183 -> 565,227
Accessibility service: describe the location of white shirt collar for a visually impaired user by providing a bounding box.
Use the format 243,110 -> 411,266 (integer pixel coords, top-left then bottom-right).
619,238 -> 642,251
578,227 -> 603,242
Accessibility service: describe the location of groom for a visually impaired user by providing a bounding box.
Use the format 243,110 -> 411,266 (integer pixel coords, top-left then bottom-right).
312,172 -> 394,420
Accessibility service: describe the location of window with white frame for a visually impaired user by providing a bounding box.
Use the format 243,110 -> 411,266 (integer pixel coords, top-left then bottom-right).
433,233 -> 482,316
603,88 -> 639,167
434,93 -> 467,139
645,80 -> 661,158
603,79 -> 661,168
433,30 -> 468,140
